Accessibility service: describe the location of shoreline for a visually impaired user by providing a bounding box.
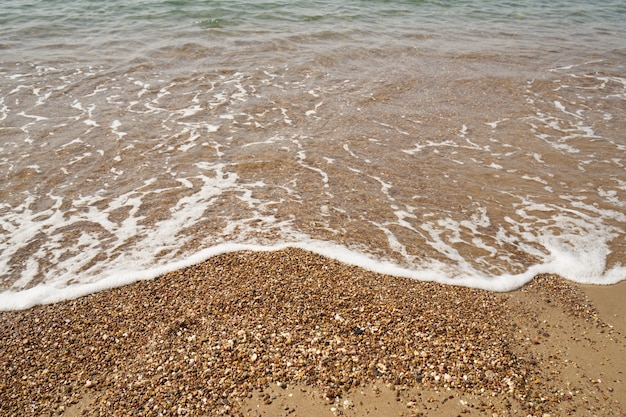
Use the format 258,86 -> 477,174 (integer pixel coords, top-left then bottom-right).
1,248 -> 624,416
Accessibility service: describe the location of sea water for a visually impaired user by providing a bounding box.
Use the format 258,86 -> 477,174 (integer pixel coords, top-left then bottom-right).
1,0 -> 625,310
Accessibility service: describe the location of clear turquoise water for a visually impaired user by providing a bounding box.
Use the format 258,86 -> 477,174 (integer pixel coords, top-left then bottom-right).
1,0 -> 625,309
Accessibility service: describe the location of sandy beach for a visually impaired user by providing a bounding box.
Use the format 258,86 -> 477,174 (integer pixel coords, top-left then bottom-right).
1,248 -> 624,416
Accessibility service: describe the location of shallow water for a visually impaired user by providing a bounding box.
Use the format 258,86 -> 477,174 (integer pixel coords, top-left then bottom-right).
1,0 -> 625,309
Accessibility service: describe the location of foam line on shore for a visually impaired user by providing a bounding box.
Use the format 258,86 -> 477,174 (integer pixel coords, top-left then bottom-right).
5,239 -> 624,311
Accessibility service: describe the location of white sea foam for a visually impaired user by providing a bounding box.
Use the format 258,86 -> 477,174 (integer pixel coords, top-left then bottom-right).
17,111 -> 48,121
6,193 -> 618,311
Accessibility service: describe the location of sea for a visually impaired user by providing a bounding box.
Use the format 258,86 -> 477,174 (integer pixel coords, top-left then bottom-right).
1,0 -> 625,310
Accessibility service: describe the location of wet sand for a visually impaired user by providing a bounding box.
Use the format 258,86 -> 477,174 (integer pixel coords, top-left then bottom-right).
1,248 -> 624,416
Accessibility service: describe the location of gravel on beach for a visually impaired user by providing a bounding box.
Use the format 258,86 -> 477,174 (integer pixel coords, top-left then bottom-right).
1,248 -> 623,416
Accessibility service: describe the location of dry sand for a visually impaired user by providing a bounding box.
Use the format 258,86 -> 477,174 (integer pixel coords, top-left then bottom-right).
0,248 -> 624,416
